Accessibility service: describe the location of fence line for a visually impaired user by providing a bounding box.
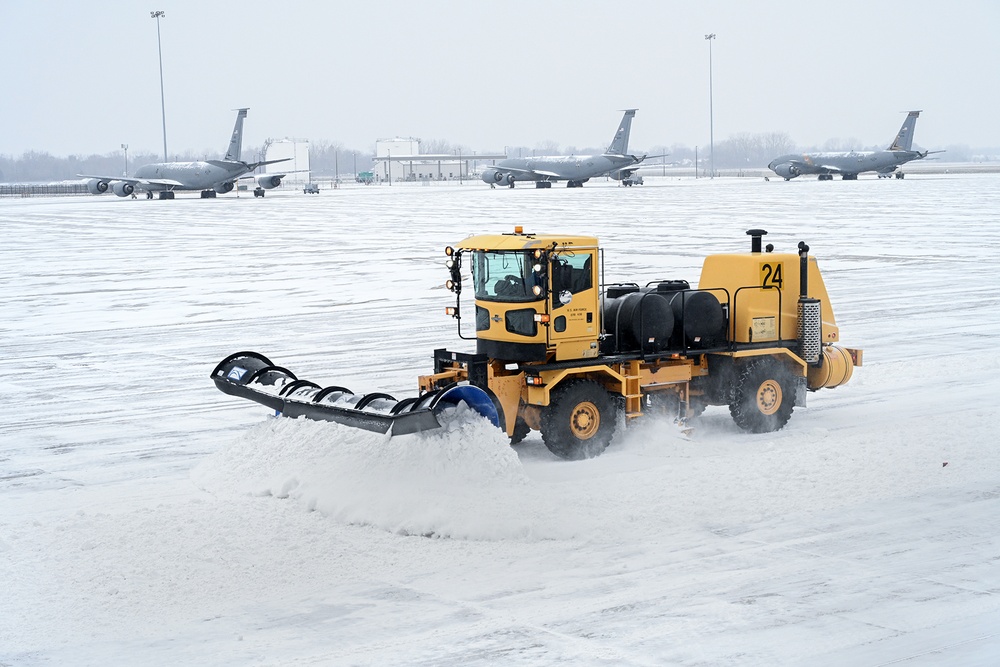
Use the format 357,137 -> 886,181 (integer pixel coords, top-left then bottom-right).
0,183 -> 90,198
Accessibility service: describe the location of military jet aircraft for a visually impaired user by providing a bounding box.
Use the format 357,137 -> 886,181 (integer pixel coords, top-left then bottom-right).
768,111 -> 943,181
481,109 -> 650,188
80,108 -> 290,199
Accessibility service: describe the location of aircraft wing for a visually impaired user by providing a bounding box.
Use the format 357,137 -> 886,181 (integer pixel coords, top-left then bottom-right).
78,174 -> 186,187
605,153 -> 657,177
239,173 -> 287,180
610,165 -> 640,177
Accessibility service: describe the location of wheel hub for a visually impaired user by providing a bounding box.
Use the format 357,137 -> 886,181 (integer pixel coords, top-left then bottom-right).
756,380 -> 782,415
570,401 -> 600,439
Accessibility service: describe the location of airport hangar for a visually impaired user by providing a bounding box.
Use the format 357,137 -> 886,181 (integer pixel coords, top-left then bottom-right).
372,138 -> 506,183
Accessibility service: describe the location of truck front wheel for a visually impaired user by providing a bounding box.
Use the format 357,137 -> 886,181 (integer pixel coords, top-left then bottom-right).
509,417 -> 531,445
729,359 -> 795,433
541,380 -> 617,460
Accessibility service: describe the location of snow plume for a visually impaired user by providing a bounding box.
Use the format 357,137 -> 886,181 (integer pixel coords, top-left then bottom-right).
192,407 -> 583,541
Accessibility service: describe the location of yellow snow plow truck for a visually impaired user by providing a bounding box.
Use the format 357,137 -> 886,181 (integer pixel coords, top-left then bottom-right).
212,228 -> 862,460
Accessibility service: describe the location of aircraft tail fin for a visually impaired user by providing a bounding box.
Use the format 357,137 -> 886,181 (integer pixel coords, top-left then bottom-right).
888,110 -> 921,151
605,109 -> 637,155
224,108 -> 250,161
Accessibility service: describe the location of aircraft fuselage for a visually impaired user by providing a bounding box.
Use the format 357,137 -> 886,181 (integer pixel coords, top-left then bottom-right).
482,154 -> 640,186
133,160 -> 247,191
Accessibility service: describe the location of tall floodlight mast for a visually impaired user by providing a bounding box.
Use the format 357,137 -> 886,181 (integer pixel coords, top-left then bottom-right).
151,10 -> 168,161
705,33 -> 716,179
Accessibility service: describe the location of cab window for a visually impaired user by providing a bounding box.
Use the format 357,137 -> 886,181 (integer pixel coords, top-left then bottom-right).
471,250 -> 541,303
551,252 -> 593,307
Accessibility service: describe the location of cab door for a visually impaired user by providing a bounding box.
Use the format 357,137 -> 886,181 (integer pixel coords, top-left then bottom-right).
548,249 -> 600,360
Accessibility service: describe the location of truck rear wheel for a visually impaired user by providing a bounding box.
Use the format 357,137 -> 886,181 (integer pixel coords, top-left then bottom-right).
729,358 -> 794,433
541,380 -> 617,460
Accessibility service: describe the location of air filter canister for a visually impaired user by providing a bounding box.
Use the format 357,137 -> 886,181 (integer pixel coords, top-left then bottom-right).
797,297 -> 822,364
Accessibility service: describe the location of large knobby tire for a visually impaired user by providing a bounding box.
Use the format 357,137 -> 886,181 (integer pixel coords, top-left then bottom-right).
729,358 -> 795,433
541,380 -> 618,460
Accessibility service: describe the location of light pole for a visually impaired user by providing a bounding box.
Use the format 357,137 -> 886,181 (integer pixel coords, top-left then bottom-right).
705,33 -> 716,179
121,144 -> 128,177
151,11 -> 167,161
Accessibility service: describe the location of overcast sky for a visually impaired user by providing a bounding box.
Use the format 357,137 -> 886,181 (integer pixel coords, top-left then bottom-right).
2,1 -> 998,158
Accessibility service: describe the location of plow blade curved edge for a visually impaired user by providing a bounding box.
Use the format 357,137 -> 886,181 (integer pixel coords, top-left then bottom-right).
210,351 -> 502,436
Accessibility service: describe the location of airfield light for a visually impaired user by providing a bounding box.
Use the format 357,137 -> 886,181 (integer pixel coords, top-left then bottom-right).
705,33 -> 716,179
151,10 -> 168,161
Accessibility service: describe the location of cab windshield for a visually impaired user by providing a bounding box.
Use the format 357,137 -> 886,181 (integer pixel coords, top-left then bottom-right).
471,250 -> 540,302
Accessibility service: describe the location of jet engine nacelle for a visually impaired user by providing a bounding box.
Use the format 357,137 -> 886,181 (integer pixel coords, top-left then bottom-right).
87,178 -> 109,195
610,169 -> 636,182
772,163 -> 800,180
256,175 -> 283,190
481,168 -> 504,184
112,181 -> 134,197
214,181 -> 235,194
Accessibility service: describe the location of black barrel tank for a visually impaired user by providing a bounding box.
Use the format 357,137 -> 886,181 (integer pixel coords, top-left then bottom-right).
602,284 -> 674,353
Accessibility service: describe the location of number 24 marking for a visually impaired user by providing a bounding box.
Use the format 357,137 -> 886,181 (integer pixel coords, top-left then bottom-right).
761,262 -> 784,289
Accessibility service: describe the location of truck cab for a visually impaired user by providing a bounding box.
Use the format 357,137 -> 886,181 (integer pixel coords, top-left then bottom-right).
454,229 -> 600,363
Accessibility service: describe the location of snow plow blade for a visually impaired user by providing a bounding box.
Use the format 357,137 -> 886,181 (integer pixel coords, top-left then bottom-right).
210,351 -> 501,436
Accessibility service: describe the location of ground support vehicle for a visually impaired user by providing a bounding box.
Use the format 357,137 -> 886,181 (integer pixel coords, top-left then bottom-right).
212,228 -> 861,459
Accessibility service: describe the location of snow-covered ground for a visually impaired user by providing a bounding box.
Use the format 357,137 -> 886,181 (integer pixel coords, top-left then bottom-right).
2,174 -> 999,666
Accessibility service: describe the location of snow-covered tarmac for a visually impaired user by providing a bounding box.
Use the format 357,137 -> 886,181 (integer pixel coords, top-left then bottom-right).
2,175 -> 999,665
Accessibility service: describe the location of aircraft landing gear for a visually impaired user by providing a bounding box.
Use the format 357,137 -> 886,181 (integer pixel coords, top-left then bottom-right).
895,172 -> 905,179
818,174 -> 834,181
254,187 -> 266,197
842,174 -> 858,180
567,180 -> 583,188
200,190 -> 217,198
146,191 -> 154,199
535,181 -> 552,189
158,191 -> 175,200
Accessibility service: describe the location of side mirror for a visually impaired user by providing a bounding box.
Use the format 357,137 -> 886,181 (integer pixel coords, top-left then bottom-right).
559,290 -> 573,306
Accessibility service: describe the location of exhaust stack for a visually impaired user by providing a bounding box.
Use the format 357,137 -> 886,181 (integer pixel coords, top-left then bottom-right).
796,241 -> 822,365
